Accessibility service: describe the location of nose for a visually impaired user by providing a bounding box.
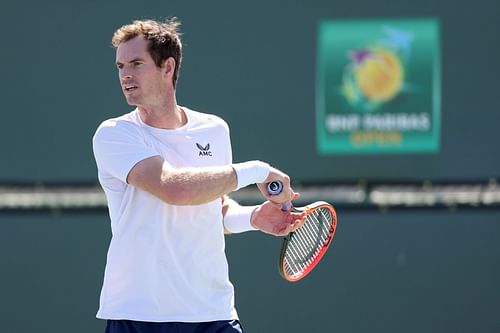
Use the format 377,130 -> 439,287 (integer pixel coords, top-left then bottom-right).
120,69 -> 132,81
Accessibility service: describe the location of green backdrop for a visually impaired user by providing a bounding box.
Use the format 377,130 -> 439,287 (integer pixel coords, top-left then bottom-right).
1,0 -> 499,332
0,210 -> 499,332
1,0 -> 499,183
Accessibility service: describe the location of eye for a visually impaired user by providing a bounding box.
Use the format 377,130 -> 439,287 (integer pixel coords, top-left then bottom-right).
116,63 -> 123,69
133,61 -> 142,67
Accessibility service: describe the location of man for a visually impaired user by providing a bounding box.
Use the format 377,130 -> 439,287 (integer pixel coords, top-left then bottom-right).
93,18 -> 304,333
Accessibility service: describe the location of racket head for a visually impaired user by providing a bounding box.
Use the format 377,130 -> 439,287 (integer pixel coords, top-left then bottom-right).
278,201 -> 337,282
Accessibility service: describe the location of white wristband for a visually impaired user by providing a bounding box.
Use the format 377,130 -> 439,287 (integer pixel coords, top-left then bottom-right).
223,205 -> 258,233
232,161 -> 270,191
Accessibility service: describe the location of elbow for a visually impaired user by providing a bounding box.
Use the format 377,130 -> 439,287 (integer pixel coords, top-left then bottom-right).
160,184 -> 194,206
165,195 -> 193,206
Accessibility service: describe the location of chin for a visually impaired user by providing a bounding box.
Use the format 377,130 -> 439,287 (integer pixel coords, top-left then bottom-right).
125,97 -> 138,106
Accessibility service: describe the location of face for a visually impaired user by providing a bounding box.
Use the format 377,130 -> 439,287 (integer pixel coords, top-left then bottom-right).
115,35 -> 171,108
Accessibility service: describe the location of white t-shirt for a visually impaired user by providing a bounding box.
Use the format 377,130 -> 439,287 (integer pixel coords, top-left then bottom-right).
92,107 -> 238,322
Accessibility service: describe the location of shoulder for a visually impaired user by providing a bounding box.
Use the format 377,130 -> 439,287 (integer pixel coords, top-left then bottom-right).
93,110 -> 142,142
183,107 -> 229,131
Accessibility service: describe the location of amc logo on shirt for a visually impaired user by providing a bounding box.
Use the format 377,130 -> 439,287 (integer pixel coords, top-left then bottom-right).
196,143 -> 212,157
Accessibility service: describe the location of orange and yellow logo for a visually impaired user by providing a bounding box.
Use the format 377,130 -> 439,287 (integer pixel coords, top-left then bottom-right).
340,26 -> 413,111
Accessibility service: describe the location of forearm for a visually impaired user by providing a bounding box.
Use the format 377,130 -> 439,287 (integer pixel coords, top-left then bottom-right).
159,165 -> 237,205
127,156 -> 271,206
158,160 -> 273,205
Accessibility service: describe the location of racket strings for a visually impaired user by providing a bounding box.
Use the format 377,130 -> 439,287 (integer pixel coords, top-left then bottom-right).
284,212 -> 325,274
284,207 -> 333,276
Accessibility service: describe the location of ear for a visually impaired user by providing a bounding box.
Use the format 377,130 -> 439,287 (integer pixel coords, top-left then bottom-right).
163,57 -> 176,77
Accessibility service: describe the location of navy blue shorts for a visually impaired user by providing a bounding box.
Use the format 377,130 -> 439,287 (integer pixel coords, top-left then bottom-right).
105,319 -> 243,333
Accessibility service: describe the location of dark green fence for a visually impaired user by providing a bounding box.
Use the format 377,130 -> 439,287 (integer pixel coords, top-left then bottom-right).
1,209 -> 499,332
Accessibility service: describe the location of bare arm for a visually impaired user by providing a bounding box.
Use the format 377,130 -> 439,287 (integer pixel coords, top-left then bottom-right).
127,155 -> 295,206
127,156 -> 237,205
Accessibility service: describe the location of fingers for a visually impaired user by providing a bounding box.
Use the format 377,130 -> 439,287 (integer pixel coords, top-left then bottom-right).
263,167 -> 290,188
267,210 -> 305,236
290,213 -> 307,232
277,211 -> 306,236
258,167 -> 294,204
251,193 -> 305,236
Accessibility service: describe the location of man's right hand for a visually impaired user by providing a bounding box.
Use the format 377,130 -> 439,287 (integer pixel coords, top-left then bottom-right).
256,167 -> 297,206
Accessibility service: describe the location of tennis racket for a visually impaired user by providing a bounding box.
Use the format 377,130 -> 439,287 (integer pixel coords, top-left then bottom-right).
267,181 -> 338,282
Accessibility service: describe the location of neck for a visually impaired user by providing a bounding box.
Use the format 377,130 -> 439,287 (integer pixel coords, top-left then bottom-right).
137,95 -> 186,129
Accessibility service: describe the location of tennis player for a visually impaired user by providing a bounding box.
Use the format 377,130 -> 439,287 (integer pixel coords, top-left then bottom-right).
92,18 -> 305,333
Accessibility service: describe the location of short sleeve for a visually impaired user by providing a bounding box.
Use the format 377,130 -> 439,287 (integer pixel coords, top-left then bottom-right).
92,119 -> 159,183
224,121 -> 233,164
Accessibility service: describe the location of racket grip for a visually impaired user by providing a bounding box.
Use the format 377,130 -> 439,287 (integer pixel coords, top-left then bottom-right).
267,181 -> 292,211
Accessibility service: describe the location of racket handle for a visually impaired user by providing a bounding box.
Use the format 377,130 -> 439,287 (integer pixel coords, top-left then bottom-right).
267,181 -> 292,211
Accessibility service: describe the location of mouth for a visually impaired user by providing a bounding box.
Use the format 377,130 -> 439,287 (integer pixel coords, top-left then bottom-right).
123,84 -> 138,93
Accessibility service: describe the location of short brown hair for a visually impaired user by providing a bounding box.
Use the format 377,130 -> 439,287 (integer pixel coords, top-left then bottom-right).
112,18 -> 183,88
